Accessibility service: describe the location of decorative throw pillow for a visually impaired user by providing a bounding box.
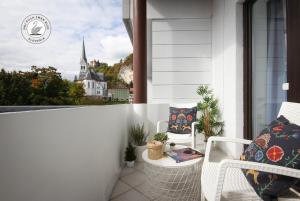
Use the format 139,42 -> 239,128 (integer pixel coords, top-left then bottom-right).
241,116 -> 300,201
167,107 -> 197,134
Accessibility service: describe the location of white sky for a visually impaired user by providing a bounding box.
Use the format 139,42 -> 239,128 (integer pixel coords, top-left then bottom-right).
0,0 -> 132,80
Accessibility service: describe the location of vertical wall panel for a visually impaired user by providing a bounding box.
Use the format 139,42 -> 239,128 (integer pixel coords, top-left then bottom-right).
151,19 -> 212,103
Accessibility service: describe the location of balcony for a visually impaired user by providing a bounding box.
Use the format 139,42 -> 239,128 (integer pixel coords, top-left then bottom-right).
0,104 -> 227,201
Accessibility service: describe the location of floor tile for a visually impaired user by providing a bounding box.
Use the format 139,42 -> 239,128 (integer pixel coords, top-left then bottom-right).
111,180 -> 131,199
120,166 -> 136,178
134,162 -> 144,172
134,182 -> 159,200
121,171 -> 147,187
111,189 -> 150,201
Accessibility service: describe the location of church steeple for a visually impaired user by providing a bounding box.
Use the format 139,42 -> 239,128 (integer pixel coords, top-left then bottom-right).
80,37 -> 88,72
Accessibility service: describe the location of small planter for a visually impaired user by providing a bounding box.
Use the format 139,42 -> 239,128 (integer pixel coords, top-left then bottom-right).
135,145 -> 147,162
126,160 -> 135,168
147,140 -> 163,160
169,142 -> 176,151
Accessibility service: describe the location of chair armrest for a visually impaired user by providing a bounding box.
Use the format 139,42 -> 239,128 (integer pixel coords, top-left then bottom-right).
212,159 -> 300,201
219,159 -> 300,179
156,120 -> 169,133
191,122 -> 199,148
205,137 -> 252,163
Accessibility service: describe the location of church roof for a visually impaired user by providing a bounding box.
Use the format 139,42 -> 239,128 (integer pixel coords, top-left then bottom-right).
78,69 -> 105,81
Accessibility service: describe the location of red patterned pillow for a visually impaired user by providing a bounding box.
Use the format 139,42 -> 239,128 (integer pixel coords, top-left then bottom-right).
241,116 -> 300,201
167,107 -> 197,134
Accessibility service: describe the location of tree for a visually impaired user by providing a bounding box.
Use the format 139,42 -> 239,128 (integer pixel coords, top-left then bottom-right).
30,66 -> 71,105
68,82 -> 85,104
0,69 -> 32,105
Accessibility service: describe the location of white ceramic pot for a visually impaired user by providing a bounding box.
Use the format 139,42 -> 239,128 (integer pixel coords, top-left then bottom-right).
126,160 -> 135,168
135,145 -> 147,162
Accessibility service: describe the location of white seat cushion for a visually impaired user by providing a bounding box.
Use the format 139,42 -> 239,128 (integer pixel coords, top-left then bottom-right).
166,132 -> 192,144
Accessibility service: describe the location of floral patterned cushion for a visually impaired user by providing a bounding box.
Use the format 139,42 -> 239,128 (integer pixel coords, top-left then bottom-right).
241,116 -> 300,201
167,107 -> 197,134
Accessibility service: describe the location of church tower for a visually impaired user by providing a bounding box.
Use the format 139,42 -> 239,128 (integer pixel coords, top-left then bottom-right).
80,37 -> 88,72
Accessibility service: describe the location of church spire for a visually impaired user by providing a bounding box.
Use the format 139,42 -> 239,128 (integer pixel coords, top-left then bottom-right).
80,37 -> 88,71
81,37 -> 87,63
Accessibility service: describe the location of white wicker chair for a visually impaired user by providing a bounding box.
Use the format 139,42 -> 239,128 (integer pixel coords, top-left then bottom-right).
156,103 -> 198,148
201,102 -> 300,201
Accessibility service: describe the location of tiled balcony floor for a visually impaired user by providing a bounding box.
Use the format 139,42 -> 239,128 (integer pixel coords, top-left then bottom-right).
110,141 -> 227,201
110,162 -> 157,201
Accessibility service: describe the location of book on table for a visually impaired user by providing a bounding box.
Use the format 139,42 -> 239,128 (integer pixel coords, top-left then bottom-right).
166,148 -> 204,163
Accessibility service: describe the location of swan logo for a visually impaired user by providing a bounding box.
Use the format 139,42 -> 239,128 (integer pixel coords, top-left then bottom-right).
21,14 -> 51,44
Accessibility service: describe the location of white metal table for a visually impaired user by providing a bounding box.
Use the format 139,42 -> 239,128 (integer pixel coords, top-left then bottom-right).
142,145 -> 203,201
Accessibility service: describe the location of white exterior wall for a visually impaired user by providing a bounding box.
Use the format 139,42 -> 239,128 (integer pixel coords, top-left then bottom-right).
211,0 -> 244,157
83,80 -> 107,96
124,0 -> 245,157
0,104 -> 170,201
0,106 -> 130,201
146,0 -> 213,104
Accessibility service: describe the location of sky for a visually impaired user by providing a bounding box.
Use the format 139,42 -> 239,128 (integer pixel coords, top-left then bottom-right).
0,0 -> 132,80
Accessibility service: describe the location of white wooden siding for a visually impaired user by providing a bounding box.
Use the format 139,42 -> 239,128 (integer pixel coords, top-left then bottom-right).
153,72 -> 211,85
152,19 -> 211,31
153,31 -> 211,44
153,44 -> 211,58
152,58 -> 211,72
151,19 -> 212,103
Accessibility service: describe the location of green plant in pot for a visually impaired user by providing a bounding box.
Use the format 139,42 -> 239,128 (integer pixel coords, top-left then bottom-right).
129,124 -> 148,162
154,132 -> 168,143
153,132 -> 168,153
169,142 -> 176,151
125,143 -> 136,168
196,86 -> 224,142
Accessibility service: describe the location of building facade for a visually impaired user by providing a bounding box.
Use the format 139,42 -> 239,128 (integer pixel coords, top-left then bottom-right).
76,39 -> 107,97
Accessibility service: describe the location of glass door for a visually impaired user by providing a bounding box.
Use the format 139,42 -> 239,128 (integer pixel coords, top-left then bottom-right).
251,0 -> 287,137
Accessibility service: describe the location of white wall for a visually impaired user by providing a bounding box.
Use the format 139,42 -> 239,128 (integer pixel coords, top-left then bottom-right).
0,106 -> 130,201
0,104 -> 170,201
146,0 -> 212,104
124,0 -> 246,156
151,19 -> 212,103
211,0 -> 244,158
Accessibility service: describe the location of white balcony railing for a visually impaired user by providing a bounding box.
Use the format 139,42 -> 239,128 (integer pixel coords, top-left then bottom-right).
0,103 -> 169,201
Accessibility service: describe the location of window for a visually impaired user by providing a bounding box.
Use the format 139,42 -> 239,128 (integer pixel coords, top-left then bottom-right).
88,82 -> 90,88
92,82 -> 94,88
244,0 -> 300,139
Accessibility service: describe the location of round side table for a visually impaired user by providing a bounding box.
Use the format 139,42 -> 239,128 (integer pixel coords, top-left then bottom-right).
142,145 -> 204,201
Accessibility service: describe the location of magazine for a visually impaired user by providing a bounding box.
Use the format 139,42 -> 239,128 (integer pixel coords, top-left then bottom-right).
166,148 -> 204,163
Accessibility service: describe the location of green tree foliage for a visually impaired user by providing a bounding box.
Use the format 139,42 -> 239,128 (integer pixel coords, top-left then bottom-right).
30,66 -> 71,105
68,82 -> 85,104
92,53 -> 132,88
0,67 -> 85,105
0,69 -> 32,105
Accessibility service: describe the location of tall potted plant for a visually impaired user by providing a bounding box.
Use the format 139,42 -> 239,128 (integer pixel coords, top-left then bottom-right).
125,143 -> 136,168
196,86 -> 224,142
129,124 -> 148,162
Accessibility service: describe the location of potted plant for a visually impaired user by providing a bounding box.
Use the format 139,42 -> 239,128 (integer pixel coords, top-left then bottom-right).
129,124 -> 148,162
153,132 -> 168,153
196,86 -> 224,142
125,143 -> 136,168
169,142 -> 176,151
154,132 -> 168,143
